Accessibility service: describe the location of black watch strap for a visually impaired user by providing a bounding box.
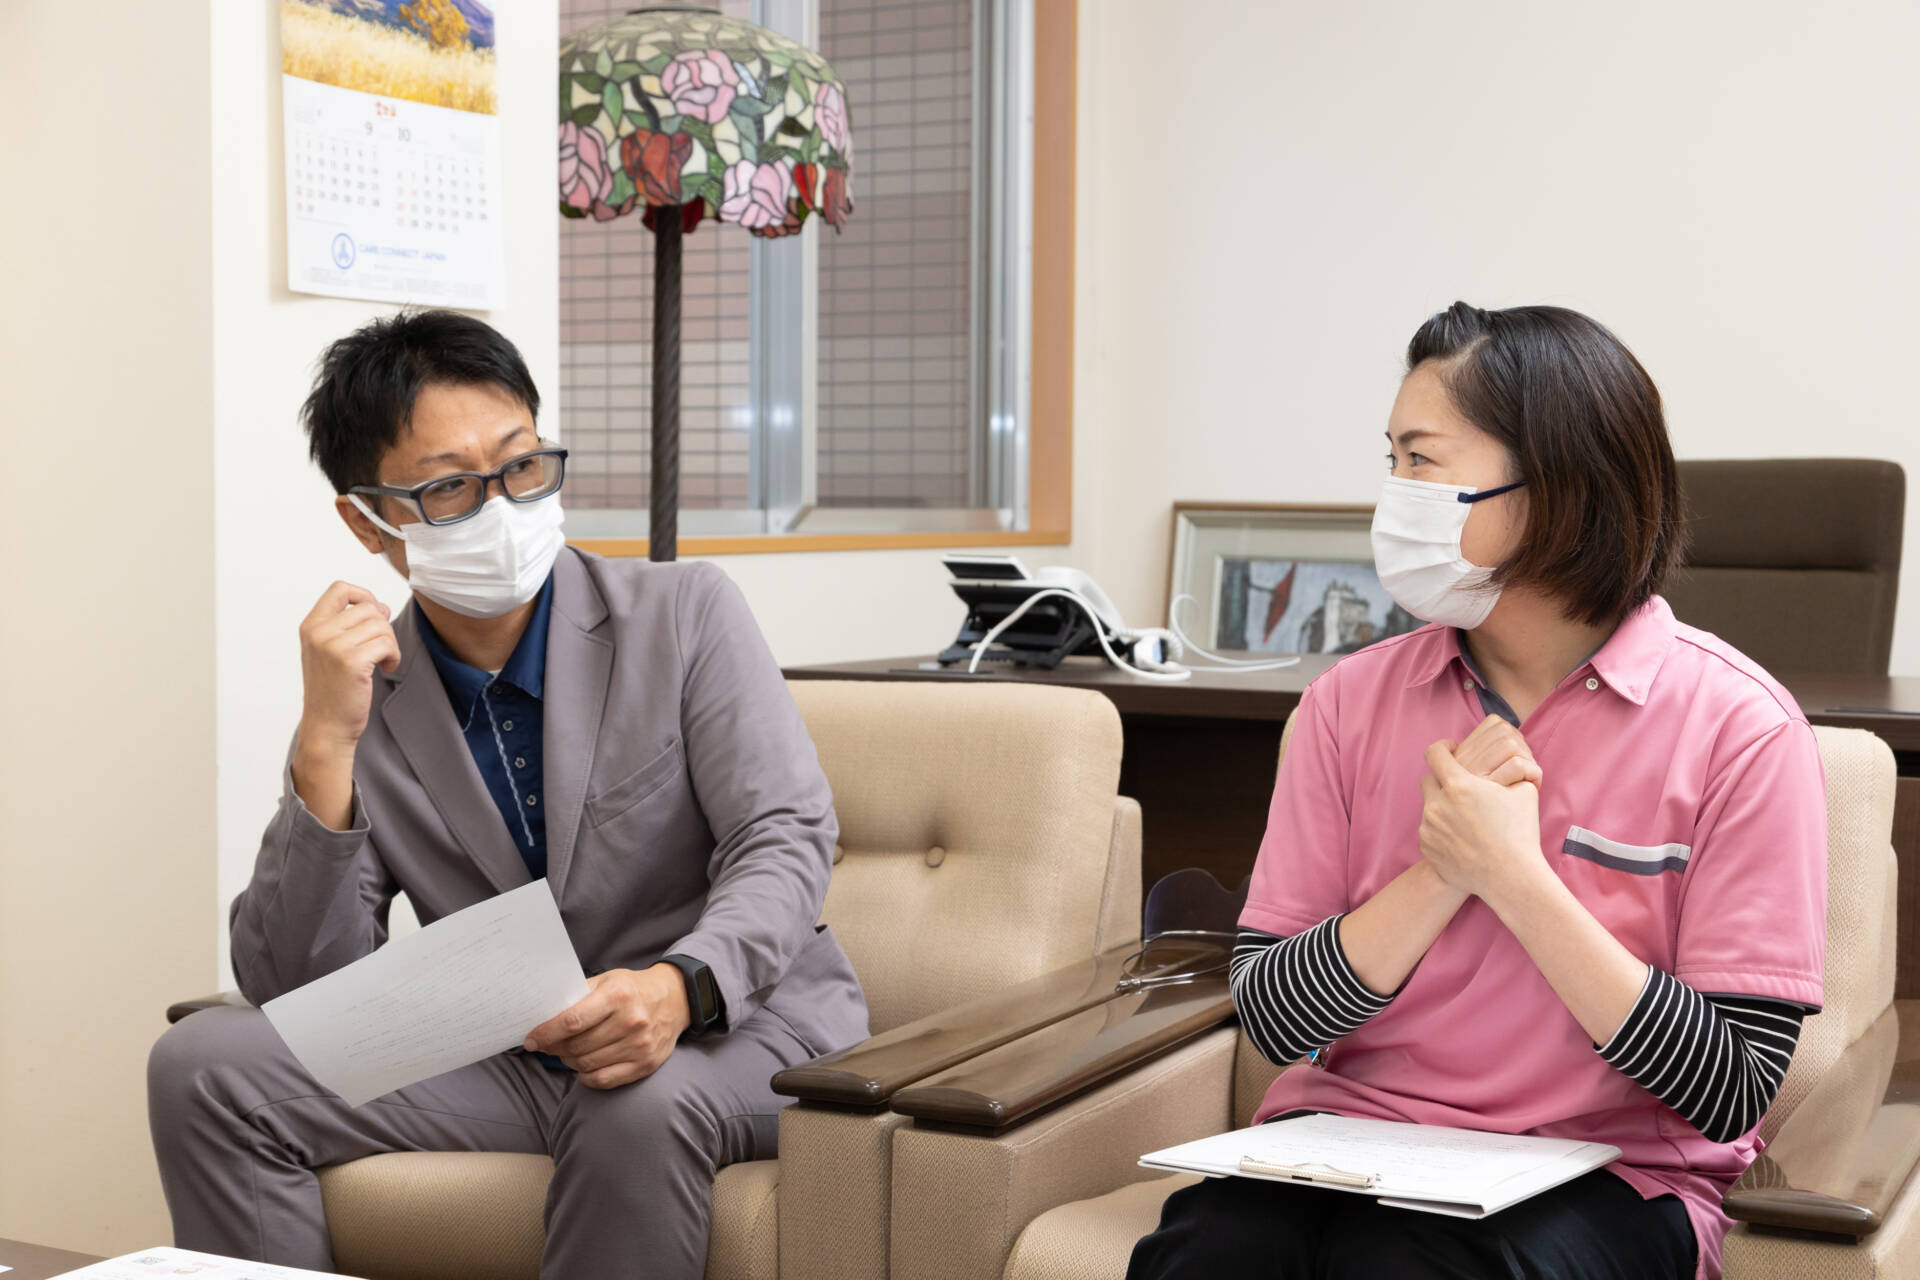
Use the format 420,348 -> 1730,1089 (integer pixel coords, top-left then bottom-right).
663,953 -> 724,1034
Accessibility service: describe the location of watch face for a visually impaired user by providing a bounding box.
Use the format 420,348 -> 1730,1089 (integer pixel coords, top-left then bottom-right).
677,960 -> 718,1029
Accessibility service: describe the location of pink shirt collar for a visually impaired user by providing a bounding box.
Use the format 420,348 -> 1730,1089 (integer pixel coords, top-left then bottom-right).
1400,594 -> 1679,707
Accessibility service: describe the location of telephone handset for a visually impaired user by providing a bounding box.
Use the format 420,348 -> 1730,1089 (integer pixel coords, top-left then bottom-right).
937,554 -> 1299,683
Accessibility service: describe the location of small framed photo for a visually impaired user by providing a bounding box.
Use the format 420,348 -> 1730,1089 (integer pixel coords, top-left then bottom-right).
1167,503 -> 1421,655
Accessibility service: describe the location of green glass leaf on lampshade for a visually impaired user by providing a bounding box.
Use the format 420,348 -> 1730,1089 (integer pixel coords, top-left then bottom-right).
595,48 -> 614,77
601,81 -> 622,129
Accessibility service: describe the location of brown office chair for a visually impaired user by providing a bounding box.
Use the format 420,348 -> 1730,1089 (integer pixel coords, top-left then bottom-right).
168,679 -> 1147,1280
877,720 -> 1919,1280
1666,459 -> 1904,676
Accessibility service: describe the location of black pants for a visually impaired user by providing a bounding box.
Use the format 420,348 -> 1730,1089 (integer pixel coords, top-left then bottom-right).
1126,1168 -> 1696,1280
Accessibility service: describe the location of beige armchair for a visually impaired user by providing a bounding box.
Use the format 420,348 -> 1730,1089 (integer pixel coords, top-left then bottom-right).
168,679 -> 1150,1280
879,723 -> 1917,1280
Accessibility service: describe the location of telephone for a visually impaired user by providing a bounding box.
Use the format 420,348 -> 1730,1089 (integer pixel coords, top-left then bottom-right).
937,555 -> 1300,683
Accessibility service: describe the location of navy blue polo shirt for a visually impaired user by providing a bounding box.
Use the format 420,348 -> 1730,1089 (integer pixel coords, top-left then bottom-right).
416,576 -> 553,880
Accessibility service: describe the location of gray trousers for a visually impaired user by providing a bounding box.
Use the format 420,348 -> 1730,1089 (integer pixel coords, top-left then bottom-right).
147,1004 -> 810,1280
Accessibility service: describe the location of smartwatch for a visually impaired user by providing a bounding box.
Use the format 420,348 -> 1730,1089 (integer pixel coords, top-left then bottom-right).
663,953 -> 724,1034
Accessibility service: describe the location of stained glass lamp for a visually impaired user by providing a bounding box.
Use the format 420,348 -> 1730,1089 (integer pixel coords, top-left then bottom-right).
558,2 -> 854,560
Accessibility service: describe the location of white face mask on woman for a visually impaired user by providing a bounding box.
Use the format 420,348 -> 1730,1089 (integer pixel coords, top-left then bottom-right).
349,493 -> 567,618
1370,476 -> 1524,630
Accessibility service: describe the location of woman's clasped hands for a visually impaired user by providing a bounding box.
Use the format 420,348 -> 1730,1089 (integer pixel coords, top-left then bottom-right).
1418,714 -> 1552,905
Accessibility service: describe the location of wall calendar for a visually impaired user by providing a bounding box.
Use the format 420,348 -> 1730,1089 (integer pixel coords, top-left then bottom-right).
280,0 -> 503,309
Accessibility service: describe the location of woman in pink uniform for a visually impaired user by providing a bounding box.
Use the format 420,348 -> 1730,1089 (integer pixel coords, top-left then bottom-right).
1129,302 -> 1825,1280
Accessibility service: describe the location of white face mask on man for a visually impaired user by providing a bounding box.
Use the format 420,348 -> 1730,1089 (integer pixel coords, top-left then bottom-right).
1370,476 -> 1524,630
349,492 -> 567,618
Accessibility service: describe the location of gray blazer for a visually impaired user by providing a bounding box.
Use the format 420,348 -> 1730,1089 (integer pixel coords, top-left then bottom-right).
230,548 -> 869,1058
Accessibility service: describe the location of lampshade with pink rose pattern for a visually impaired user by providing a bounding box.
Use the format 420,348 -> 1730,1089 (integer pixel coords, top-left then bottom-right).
558,6 -> 853,235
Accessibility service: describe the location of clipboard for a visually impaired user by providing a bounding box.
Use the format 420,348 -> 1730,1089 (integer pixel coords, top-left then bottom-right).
1140,1113 -> 1622,1219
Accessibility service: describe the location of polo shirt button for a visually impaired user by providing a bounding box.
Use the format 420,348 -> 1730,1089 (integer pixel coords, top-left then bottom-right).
502,720 -> 515,731
1585,677 -> 1599,691
1463,678 -> 1474,692
527,795 -> 538,807
514,756 -> 526,769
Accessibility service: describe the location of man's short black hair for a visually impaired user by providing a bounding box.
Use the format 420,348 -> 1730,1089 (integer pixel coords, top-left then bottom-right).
301,309 -> 541,494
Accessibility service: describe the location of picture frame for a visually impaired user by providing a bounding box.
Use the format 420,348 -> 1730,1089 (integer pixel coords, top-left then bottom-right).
1167,502 -> 1421,656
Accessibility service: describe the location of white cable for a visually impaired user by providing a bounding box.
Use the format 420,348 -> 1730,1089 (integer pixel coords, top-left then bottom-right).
1166,594 -> 1304,671
966,588 -> 1192,682
964,587 -> 1305,682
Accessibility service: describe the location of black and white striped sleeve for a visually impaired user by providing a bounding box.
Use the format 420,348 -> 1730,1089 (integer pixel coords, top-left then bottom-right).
1597,967 -> 1806,1144
1229,918 -> 1395,1066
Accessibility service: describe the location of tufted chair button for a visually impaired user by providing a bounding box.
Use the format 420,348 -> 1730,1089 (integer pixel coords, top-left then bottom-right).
832,844 -> 845,865
924,845 -> 947,868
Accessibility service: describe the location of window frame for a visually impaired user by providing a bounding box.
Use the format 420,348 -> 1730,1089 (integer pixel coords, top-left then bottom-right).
568,0 -> 1075,558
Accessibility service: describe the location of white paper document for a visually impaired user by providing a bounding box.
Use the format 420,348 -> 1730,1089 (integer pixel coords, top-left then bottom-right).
49,1246 -> 350,1278
262,880 -> 587,1106
1141,1114 -> 1621,1218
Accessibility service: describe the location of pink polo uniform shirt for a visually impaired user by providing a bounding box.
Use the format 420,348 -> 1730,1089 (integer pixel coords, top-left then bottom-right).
1240,594 -> 1827,1280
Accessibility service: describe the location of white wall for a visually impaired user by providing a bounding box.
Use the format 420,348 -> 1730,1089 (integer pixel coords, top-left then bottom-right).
1073,0 -> 1920,671
0,4 -> 216,1252
211,0 -> 561,982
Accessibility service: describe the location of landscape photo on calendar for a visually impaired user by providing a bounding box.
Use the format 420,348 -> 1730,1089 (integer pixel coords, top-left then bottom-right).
282,0 -> 498,115
1216,558 -> 1422,655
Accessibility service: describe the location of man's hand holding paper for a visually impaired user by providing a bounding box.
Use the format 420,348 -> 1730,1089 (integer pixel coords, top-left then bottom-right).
525,963 -> 691,1089
262,880 -> 588,1107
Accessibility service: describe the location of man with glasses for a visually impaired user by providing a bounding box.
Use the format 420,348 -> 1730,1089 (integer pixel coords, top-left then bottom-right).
147,309 -> 868,1280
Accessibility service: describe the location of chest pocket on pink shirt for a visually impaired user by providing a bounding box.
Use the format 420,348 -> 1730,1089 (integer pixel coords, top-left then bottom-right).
1553,824 -> 1689,966
1561,825 -> 1692,876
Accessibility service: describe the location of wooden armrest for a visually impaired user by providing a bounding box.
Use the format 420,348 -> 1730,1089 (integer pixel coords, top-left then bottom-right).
167,991 -> 253,1024
772,941 -> 1219,1108
1724,999 -> 1920,1239
887,974 -> 1234,1130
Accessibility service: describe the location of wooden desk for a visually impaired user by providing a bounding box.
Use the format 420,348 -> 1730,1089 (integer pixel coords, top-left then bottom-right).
787,656 -> 1920,998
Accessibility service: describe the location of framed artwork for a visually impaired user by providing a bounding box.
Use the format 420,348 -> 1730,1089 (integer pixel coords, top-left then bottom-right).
1167,503 -> 1421,655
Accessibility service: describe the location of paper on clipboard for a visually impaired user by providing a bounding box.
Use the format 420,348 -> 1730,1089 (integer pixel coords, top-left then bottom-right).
262,880 -> 587,1107
45,1246 -> 352,1277
1141,1113 -> 1620,1218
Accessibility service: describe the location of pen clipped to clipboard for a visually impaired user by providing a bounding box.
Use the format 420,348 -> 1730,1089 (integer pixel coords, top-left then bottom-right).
1237,1156 -> 1376,1189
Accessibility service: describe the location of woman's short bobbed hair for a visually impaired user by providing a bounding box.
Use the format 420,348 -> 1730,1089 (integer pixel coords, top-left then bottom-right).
1407,301 -> 1688,627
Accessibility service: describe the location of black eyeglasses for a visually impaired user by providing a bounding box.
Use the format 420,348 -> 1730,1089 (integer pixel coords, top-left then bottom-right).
351,446 -> 569,526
